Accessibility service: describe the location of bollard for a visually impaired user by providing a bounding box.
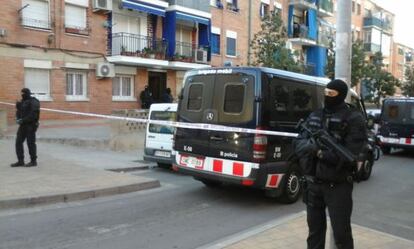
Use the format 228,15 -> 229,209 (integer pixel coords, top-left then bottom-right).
0,109 -> 7,136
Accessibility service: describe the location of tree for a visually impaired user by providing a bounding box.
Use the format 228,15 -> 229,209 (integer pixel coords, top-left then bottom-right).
250,11 -> 301,72
362,52 -> 400,106
402,65 -> 414,97
325,40 -> 366,87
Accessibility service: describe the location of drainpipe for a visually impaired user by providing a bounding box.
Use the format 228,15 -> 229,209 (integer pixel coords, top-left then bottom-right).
247,0 -> 252,65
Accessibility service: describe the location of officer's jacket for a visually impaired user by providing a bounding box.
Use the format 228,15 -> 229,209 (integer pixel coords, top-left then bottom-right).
16,97 -> 40,125
295,103 -> 368,183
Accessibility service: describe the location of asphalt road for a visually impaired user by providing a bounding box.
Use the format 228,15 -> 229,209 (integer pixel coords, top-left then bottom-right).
0,151 -> 413,249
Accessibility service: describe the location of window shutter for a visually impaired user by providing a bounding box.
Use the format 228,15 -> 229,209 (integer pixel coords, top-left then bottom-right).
24,69 -> 50,96
65,4 -> 86,29
22,0 -> 49,29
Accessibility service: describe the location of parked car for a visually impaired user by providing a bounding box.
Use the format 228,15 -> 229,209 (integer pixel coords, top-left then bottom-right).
144,103 -> 177,168
173,67 -> 378,203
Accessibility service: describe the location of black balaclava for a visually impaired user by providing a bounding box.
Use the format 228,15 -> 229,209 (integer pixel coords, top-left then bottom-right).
324,79 -> 348,109
21,88 -> 32,100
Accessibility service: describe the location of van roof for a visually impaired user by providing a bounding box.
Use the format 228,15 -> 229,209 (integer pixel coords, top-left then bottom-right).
189,66 -> 331,86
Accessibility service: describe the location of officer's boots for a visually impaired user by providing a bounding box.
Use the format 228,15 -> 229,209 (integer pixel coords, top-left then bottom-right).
10,160 -> 25,167
25,161 -> 37,167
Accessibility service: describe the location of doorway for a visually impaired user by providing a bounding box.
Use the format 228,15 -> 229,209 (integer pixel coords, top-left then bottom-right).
148,71 -> 167,103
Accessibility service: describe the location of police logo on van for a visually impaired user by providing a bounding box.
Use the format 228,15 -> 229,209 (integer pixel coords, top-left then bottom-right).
206,112 -> 214,121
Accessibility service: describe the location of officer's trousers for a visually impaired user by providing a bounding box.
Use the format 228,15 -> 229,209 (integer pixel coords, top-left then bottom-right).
305,181 -> 354,249
15,124 -> 37,162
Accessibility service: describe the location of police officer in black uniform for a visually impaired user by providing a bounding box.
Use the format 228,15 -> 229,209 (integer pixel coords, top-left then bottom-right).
11,88 -> 40,167
294,79 -> 368,249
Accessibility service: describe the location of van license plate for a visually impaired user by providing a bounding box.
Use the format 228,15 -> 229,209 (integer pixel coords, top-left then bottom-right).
155,151 -> 171,158
180,156 -> 204,168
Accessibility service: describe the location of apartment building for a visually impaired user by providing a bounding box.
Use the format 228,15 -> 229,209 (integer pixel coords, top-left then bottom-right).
392,43 -> 414,81
362,0 -> 394,71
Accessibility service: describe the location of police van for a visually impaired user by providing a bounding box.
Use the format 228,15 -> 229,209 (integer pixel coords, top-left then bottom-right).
377,97 -> 414,154
173,67 -> 374,203
144,103 -> 177,167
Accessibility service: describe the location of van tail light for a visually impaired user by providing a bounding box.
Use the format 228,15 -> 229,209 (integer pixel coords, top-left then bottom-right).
253,127 -> 267,162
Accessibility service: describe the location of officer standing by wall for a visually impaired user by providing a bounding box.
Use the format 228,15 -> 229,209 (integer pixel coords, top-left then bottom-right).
10,88 -> 40,167
294,79 -> 368,249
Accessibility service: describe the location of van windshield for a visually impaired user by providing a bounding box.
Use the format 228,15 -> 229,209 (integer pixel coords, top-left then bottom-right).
149,111 -> 176,134
383,101 -> 414,124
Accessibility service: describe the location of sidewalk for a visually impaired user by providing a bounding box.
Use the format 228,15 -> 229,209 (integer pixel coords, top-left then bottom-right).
200,212 -> 414,249
0,119 -> 159,209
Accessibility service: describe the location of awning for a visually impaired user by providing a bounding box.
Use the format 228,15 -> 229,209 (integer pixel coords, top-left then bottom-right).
121,0 -> 166,17
176,12 -> 210,25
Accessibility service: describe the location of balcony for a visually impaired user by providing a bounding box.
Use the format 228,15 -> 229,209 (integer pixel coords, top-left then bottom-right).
289,24 -> 317,46
364,43 -> 381,54
173,41 -> 210,64
111,33 -> 168,60
363,17 -> 393,34
317,0 -> 333,17
289,0 -> 317,10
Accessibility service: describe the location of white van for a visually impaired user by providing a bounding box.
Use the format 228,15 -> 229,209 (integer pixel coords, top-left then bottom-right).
144,103 -> 177,167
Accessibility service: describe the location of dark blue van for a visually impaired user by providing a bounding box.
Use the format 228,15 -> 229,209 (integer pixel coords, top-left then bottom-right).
173,67 -> 375,203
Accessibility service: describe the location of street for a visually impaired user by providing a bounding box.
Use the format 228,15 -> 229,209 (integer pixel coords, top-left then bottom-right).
0,150 -> 413,249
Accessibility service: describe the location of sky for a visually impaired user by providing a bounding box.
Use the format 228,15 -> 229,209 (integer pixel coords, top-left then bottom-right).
373,0 -> 414,48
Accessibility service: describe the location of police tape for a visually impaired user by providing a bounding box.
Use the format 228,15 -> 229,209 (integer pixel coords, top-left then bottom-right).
0,101 -> 299,138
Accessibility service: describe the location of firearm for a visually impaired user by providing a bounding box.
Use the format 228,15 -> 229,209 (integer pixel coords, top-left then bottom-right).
296,119 -> 356,165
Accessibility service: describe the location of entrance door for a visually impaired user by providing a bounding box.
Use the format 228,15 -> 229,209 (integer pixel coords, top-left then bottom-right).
148,72 -> 167,103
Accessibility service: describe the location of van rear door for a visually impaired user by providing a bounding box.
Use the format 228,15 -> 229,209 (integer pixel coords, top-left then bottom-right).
175,70 -> 256,162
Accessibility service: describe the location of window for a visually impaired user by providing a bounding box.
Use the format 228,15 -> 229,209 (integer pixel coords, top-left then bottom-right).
357,3 -> 361,15
187,84 -> 203,111
352,1 -> 355,13
149,111 -> 177,134
211,33 -> 220,55
66,71 -> 88,100
112,75 -> 134,101
268,78 -> 313,125
21,0 -> 50,29
24,68 -> 50,100
398,47 -> 404,55
226,31 -> 237,57
224,84 -> 245,113
364,31 -> 371,43
65,4 -> 87,31
226,0 -> 238,12
260,3 -> 269,17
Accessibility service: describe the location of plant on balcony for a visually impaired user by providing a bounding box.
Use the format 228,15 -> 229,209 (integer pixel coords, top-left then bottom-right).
142,47 -> 155,59
250,10 -> 301,72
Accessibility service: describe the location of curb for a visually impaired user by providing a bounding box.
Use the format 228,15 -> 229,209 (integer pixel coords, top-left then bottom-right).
196,211 -> 306,249
0,179 -> 160,210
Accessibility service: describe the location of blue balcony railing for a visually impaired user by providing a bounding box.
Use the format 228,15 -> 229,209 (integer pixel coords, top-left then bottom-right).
363,17 -> 392,32
318,0 -> 333,13
111,33 -> 168,60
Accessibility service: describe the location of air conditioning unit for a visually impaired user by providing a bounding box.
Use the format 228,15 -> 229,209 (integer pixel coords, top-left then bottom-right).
96,63 -> 115,78
92,0 -> 112,12
194,49 -> 208,64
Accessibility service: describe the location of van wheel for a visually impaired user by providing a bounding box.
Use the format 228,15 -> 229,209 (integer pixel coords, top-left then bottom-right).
194,177 -> 223,188
157,163 -> 171,169
359,158 -> 373,181
381,146 -> 391,155
279,168 -> 301,204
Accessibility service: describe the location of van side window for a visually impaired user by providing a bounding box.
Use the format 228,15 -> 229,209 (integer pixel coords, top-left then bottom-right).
268,77 -> 313,125
187,84 -> 203,111
224,84 -> 245,113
